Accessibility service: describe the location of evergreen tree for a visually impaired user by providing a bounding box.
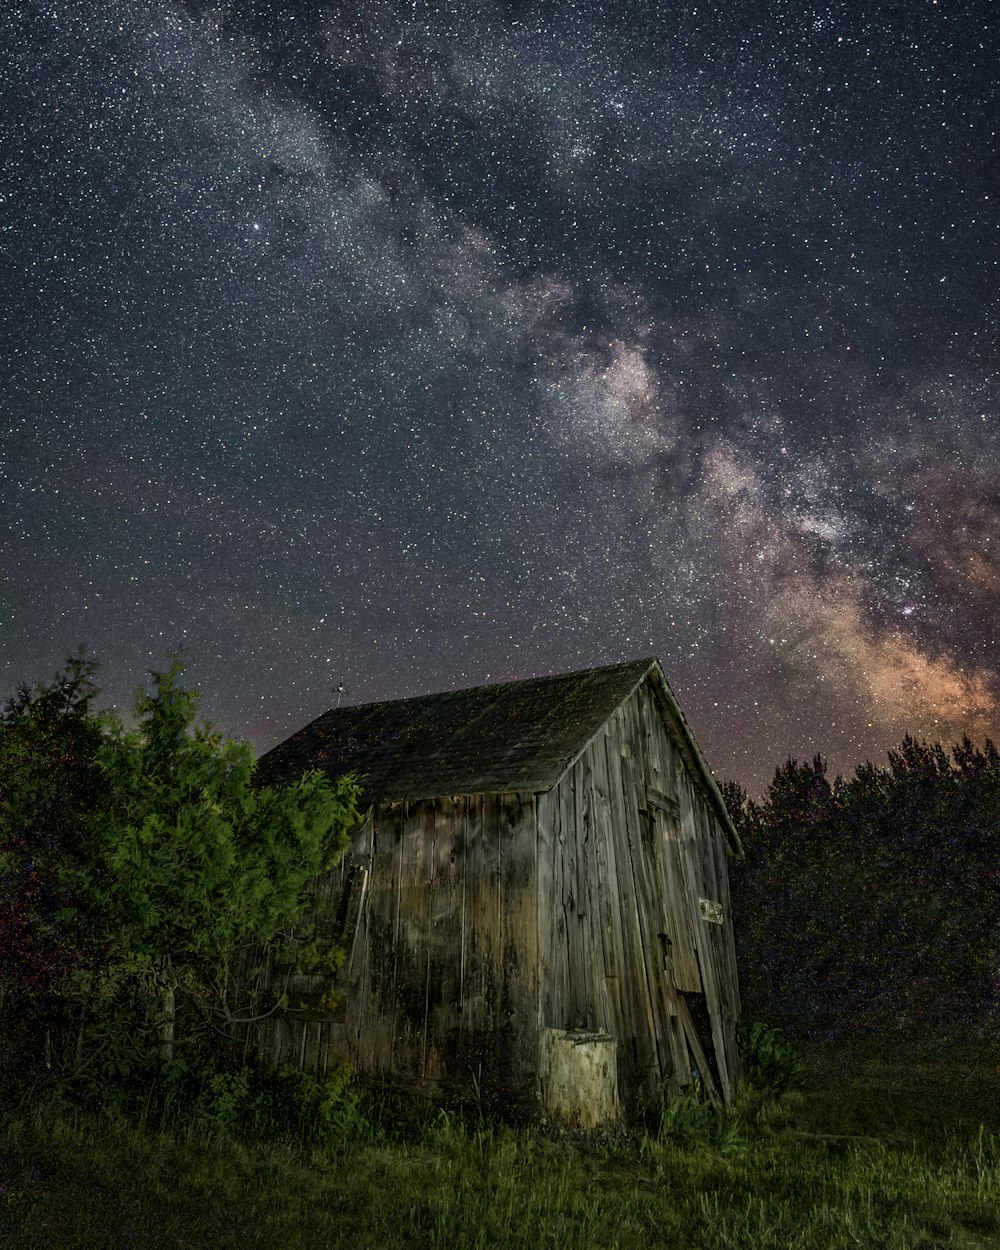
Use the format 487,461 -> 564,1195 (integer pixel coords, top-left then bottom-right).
0,654 -> 361,1097
728,736 -> 1000,1041
0,653 -> 111,1077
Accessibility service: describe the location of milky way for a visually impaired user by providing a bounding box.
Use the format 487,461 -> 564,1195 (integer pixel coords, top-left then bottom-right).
3,1 -> 997,792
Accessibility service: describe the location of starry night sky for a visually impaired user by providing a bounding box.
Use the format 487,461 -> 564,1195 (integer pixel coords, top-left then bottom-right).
3,1 -> 997,794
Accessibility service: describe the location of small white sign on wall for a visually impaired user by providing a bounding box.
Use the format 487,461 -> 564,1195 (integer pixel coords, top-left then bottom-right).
699,897 -> 724,924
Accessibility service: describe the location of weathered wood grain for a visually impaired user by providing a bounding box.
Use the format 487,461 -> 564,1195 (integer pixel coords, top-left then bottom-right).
603,704 -> 660,1093
426,797 -> 464,1082
500,791 -> 537,1090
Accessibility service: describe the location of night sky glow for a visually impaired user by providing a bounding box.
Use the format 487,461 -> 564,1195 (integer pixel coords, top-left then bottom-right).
3,1 -> 998,793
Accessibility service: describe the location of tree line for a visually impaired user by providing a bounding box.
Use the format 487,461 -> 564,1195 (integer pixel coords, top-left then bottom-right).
724,739 -> 1000,1042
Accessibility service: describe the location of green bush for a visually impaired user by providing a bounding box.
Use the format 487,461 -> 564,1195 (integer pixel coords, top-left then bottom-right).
648,1078 -> 745,1155
188,1065 -> 253,1139
738,1019 -> 810,1092
251,1062 -> 372,1144
54,1044 -> 373,1149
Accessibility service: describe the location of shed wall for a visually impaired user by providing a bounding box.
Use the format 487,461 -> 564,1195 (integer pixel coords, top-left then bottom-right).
237,793 -> 539,1104
536,678 -> 742,1104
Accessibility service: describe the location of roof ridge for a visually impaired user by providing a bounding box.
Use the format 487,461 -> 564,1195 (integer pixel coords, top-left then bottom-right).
258,655 -> 740,856
310,655 -> 658,720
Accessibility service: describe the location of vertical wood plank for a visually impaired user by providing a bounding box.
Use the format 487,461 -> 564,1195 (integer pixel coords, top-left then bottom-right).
534,791 -> 555,1037
391,801 -> 434,1083
640,681 -> 744,1103
485,792 -> 502,1039
675,773 -> 729,1101
554,775 -> 572,1027
589,726 -> 616,1029
597,713 -> 640,1053
420,801 -> 438,1080
692,794 -> 741,1100
344,814 -> 375,1072
620,723 -> 674,1086
579,744 -> 606,1031
426,797 -> 464,1083
570,757 -> 589,1028
459,793 -> 502,1084
462,795 -> 486,1040
369,802 -> 404,1075
603,703 -> 659,1094
499,791 -> 537,1089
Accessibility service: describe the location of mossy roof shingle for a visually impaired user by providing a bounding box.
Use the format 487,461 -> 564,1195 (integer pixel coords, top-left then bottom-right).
259,658 -> 651,801
258,657 -> 741,855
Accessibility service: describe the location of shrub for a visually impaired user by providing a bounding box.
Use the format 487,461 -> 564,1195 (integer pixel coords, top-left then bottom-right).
647,1078 -> 745,1155
738,1020 -> 810,1092
252,1062 -> 372,1145
53,1042 -> 373,1150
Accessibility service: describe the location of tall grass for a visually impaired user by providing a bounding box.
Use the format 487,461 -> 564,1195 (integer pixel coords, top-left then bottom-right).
3,1033 -> 998,1249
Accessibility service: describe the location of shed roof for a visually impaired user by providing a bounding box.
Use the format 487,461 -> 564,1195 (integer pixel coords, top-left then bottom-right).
259,658 -> 743,856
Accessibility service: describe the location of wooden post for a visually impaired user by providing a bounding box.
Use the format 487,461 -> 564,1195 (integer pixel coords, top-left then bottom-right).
156,955 -> 175,1062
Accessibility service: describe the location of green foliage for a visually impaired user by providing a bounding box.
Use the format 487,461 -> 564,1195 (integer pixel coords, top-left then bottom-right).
54,1036 -> 372,1148
642,1079 -> 745,1155
728,737 -> 1000,1040
657,1080 -> 719,1148
738,1020 -> 810,1093
0,652 -> 109,990
97,657 -> 359,979
187,1064 -> 253,1139
252,1062 -> 372,1144
0,652 -> 361,1109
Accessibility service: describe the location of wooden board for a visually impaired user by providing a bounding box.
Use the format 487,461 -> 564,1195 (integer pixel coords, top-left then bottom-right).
425,797 -> 465,1081
390,801 -> 435,1082
677,995 -> 721,1106
601,703 -> 660,1092
499,791 -> 537,1088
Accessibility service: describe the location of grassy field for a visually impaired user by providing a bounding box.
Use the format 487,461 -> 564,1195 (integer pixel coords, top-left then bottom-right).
2,1033 -> 998,1250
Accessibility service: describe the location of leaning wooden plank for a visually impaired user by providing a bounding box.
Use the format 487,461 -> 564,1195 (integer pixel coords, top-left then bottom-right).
683,788 -> 733,1102
604,703 -> 659,1093
620,697 -> 676,1085
677,995 -> 721,1107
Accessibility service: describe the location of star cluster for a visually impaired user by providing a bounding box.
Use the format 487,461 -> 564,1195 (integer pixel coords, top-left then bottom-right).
3,0 -> 997,792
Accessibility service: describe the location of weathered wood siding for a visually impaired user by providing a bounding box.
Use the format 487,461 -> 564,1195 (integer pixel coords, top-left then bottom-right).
536,676 -> 742,1104
243,793 -> 539,1103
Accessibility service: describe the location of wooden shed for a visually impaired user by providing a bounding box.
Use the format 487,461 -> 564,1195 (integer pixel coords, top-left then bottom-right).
250,657 -> 745,1116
